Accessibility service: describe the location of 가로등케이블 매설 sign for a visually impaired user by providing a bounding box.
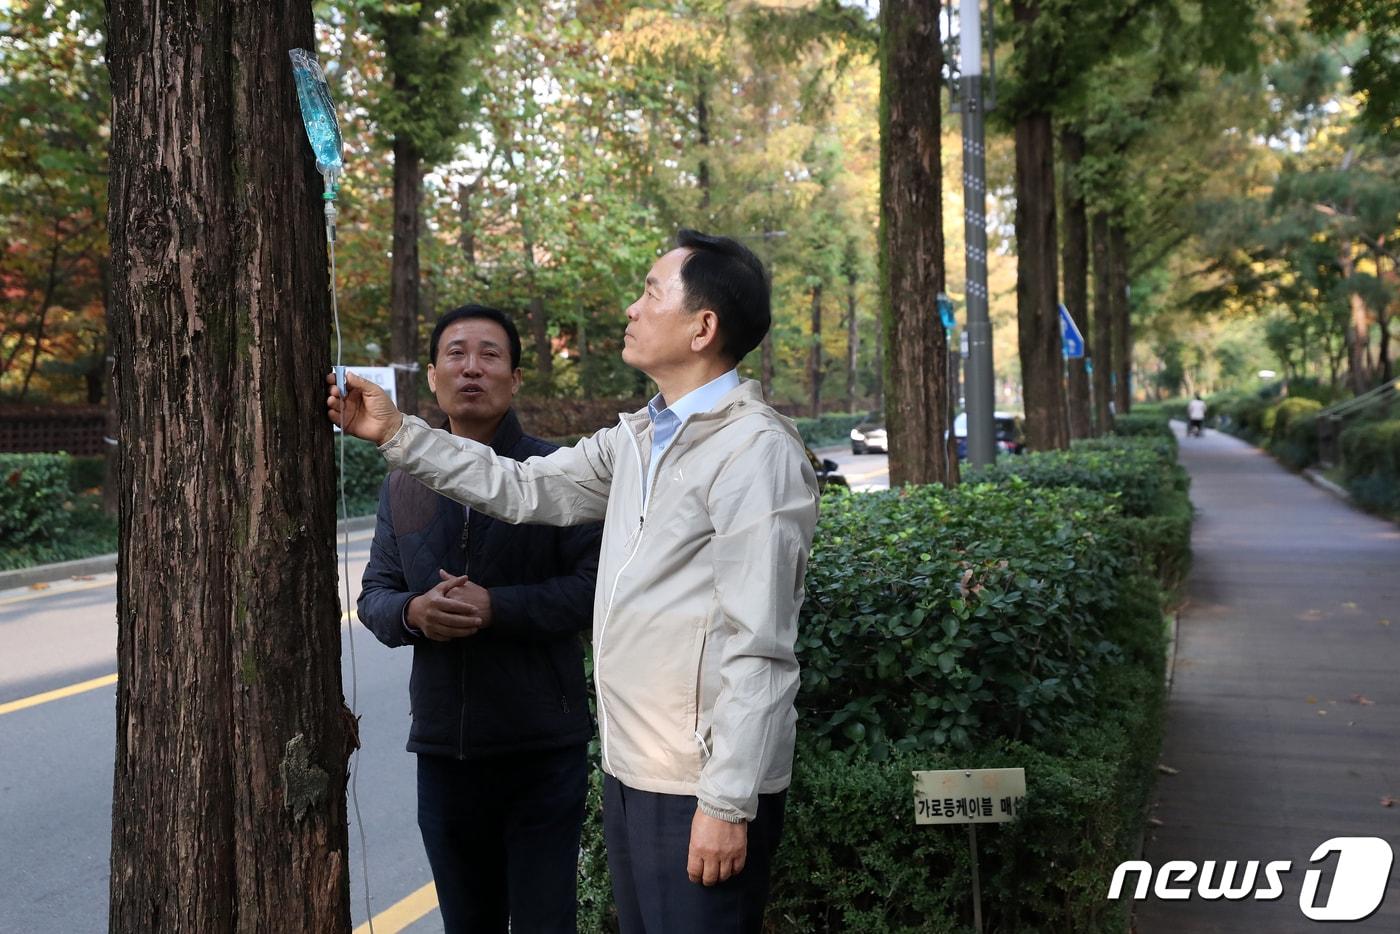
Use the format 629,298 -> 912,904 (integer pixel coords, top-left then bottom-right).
914,768 -> 1026,825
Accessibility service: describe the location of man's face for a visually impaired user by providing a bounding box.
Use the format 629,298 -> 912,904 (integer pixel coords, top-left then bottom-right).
427,317 -> 521,430
622,248 -> 704,377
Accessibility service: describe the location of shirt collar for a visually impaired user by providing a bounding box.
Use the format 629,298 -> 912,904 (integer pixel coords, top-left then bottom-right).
647,369 -> 740,429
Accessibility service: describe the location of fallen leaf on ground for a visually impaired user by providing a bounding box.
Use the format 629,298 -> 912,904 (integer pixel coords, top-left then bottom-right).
71,575 -> 95,581
1157,764 -> 1180,775
1317,709 -> 1328,716
1342,601 -> 1358,609
28,582 -> 49,591
1146,817 -> 1164,827
1382,796 -> 1395,808
1306,695 -> 1318,704
1349,694 -> 1375,706
1380,619 -> 1392,627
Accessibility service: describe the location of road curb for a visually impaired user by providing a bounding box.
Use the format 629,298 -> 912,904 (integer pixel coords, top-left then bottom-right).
0,514 -> 378,592
1301,467 -> 1352,503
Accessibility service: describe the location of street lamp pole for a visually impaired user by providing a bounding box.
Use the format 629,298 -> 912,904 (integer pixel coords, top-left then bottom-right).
959,0 -> 996,467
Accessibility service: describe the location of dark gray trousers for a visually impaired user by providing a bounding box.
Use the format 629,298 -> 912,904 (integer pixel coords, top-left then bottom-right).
602,774 -> 786,934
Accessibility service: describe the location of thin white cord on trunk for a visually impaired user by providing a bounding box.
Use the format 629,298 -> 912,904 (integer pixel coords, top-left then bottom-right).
331,219 -> 375,934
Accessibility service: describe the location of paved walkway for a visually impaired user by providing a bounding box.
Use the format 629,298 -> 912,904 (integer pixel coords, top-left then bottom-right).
1136,427 -> 1400,932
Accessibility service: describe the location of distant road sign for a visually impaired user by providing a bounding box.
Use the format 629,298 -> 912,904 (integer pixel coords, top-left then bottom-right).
1059,304 -> 1085,359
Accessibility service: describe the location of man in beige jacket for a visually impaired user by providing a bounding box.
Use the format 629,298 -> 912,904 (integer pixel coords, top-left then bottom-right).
328,229 -> 819,933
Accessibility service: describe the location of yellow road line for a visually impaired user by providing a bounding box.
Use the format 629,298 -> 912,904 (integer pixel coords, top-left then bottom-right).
353,882 -> 438,934
0,532 -> 375,610
0,673 -> 118,716
0,611 -> 360,718
0,577 -> 116,609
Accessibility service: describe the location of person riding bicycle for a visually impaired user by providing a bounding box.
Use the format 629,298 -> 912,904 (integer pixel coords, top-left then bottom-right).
1187,395 -> 1207,437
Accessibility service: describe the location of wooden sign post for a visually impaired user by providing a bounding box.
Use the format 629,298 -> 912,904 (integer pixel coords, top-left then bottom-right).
913,768 -> 1027,933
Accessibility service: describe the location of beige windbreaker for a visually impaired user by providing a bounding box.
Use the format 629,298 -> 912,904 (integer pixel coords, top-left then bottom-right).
378,379 -> 820,822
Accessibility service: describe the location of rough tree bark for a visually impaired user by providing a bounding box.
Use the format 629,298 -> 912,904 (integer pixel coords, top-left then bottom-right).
106,2 -> 353,930
390,134 -> 423,414
880,0 -> 949,486
1339,243 -> 1374,394
846,276 -> 859,412
1013,108 -> 1068,451
809,284 -> 823,418
1090,211 -> 1114,431
1059,127 -> 1091,440
1110,218 -> 1132,413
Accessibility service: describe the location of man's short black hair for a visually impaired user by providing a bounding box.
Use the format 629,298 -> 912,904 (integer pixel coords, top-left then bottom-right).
674,229 -> 770,364
429,304 -> 522,369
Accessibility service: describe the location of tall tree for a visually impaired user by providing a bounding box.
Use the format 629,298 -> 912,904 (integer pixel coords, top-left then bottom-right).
1090,211 -> 1116,429
365,0 -> 498,414
105,1 -> 354,929
880,0 -> 951,485
1059,127 -> 1092,437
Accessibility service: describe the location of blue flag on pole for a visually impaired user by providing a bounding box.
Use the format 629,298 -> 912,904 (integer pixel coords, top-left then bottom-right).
1059,304 -> 1085,359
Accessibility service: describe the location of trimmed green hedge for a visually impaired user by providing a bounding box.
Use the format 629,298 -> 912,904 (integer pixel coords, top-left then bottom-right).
0,452 -> 122,571
0,453 -> 74,548
794,412 -> 867,449
1340,419 -> 1400,515
578,433 -> 1186,931
1268,398 -> 1323,471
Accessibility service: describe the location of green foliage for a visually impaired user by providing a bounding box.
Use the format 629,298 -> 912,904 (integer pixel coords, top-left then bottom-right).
67,455 -> 107,493
1110,412 -> 1179,447
0,453 -> 74,548
798,483 -> 1137,758
334,435 -> 390,518
793,413 -> 865,448
967,436 -> 1183,519
1267,397 -> 1324,469
1340,418 -> 1400,515
360,0 -> 500,160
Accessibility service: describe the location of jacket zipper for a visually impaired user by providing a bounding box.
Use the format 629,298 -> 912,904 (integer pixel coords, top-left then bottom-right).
594,419 -> 657,774
457,507 -> 470,760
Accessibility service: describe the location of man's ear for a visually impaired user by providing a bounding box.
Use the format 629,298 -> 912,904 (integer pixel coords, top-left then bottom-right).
426,363 -> 438,394
510,368 -> 523,396
690,309 -> 722,355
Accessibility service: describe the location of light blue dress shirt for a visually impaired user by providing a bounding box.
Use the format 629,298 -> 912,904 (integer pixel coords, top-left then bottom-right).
644,368 -> 740,505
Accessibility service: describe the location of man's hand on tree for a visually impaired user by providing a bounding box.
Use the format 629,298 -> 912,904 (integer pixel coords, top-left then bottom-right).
326,370 -> 403,446
406,570 -> 486,641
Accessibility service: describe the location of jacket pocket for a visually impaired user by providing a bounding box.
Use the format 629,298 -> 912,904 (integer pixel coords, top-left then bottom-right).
690,621 -> 710,762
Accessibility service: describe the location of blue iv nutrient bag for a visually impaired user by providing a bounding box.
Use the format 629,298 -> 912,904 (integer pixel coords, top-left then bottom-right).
289,49 -> 344,184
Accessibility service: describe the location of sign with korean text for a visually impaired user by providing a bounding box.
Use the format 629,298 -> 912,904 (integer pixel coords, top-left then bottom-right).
913,768 -> 1026,825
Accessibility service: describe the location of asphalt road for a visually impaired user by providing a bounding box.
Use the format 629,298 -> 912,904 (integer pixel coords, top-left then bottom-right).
0,446 -> 888,933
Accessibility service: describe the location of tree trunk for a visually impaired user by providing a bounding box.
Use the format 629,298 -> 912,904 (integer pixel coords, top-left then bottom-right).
879,0 -> 950,486
697,78 -> 711,214
1090,212 -> 1114,432
1059,128 -> 1091,440
1339,243 -> 1373,394
1014,109 -> 1067,451
808,283 -> 823,418
1375,246 -> 1392,383
513,148 -> 552,382
1110,219 -> 1132,413
873,326 -> 884,413
106,3 -> 353,930
458,180 -> 477,270
846,276 -> 859,412
761,332 -> 775,399
390,135 -> 422,415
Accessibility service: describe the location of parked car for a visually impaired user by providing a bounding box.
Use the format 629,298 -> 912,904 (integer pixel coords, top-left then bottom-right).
952,411 -> 1025,459
849,411 -> 887,454
849,411 -> 1024,459
806,446 -> 849,493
